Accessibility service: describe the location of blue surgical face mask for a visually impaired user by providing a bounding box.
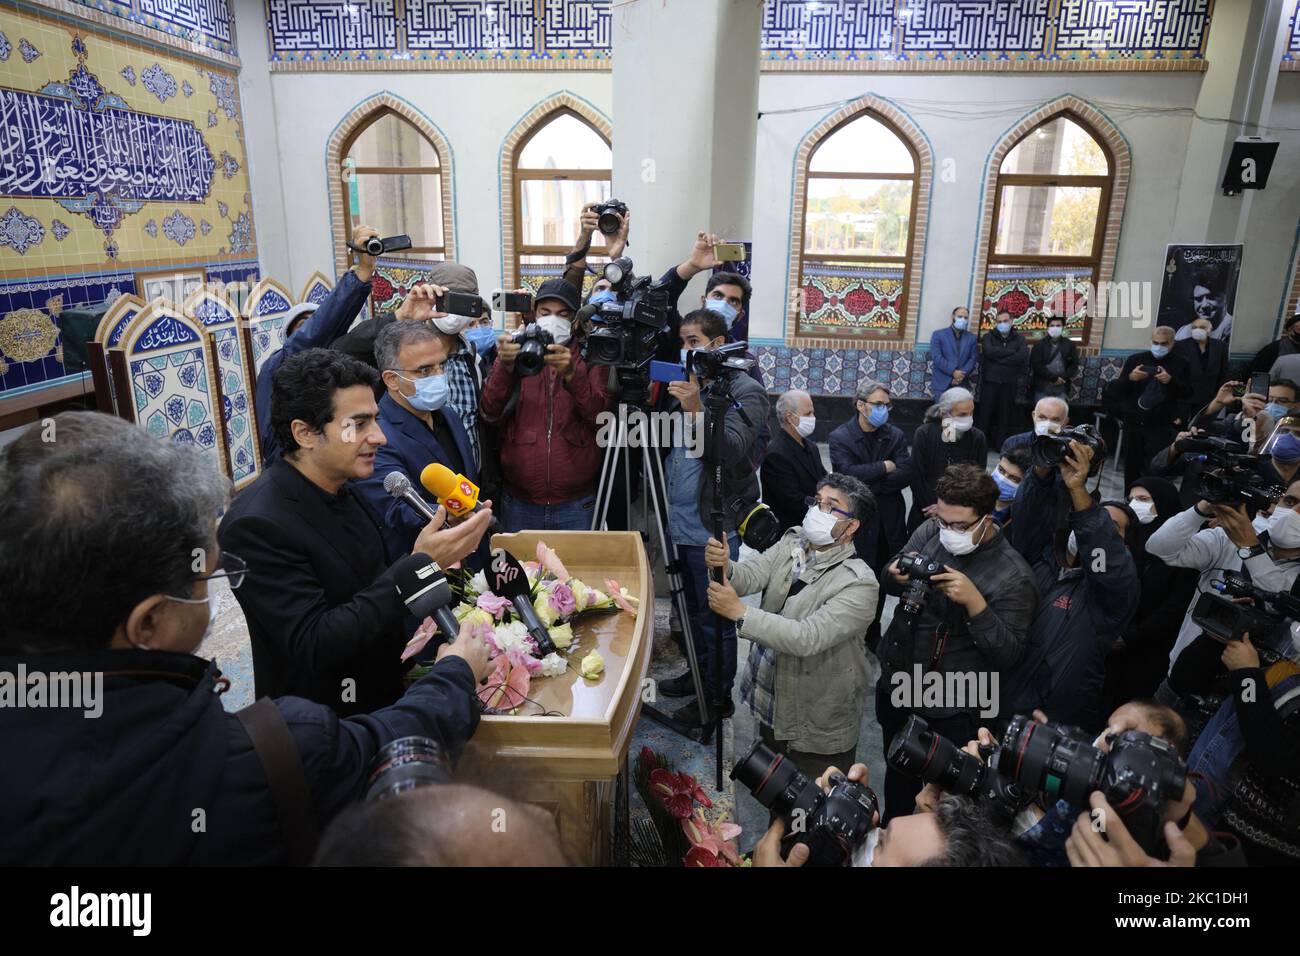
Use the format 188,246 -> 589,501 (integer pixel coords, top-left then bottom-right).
589,289 -> 616,307
866,404 -> 889,428
991,468 -> 1020,502
996,321 -> 1012,335
464,326 -> 497,353
1272,431 -> 1300,462
953,317 -> 969,331
401,373 -> 449,412
1150,344 -> 1170,359
1265,402 -> 1290,421
704,296 -> 739,328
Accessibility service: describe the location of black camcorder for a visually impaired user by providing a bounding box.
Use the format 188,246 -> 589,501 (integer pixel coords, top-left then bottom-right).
583,257 -> 671,374
895,552 -> 944,617
593,199 -> 629,236
732,740 -> 877,866
348,233 -> 412,257
684,341 -> 754,380
1190,572 -> 1300,644
510,322 -> 554,377
1030,423 -> 1106,476
363,736 -> 450,801
1182,435 -> 1283,509
889,715 -> 1187,855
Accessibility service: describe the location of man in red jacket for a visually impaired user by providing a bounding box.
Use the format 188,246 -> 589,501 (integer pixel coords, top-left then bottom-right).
481,278 -> 612,531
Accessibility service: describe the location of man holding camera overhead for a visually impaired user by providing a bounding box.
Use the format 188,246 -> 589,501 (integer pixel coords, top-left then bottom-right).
876,464 -> 1038,822
1002,440 -> 1140,733
480,278 -> 611,532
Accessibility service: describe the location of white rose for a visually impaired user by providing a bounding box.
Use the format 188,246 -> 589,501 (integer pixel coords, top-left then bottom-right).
548,622 -> 574,649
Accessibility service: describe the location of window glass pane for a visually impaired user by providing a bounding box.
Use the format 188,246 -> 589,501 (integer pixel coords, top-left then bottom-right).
995,184 -> 1101,257
1000,117 -> 1107,176
518,114 -> 611,169
798,260 -> 905,338
804,179 -> 912,256
810,114 -> 914,174
348,113 -> 440,168
353,173 -> 444,247
519,179 -> 610,247
983,265 -> 1092,337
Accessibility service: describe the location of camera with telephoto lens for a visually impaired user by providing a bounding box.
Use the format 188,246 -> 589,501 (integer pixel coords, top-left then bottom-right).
895,552 -> 945,617
999,714 -> 1187,855
725,497 -> 784,551
887,716 -> 1029,818
683,341 -> 755,381
731,740 -> 878,866
593,199 -> 629,236
510,321 -> 554,377
1030,423 -> 1107,476
1190,571 -> 1300,644
583,257 -> 672,386
363,736 -> 451,801
1183,435 -> 1282,509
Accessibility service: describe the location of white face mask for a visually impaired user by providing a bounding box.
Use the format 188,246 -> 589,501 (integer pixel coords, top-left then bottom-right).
1190,328 -> 1209,342
538,315 -> 571,346
1066,531 -> 1079,561
1034,419 -> 1061,437
939,515 -> 987,556
1128,499 -> 1156,525
944,415 -> 974,434
801,506 -> 841,547
1047,326 -> 1064,339
1268,508 -> 1300,549
433,313 -> 473,335
795,415 -> 816,438
1253,513 -> 1272,535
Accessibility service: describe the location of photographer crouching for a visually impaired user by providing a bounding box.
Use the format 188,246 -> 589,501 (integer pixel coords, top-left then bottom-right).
658,308 -> 769,726
876,464 -> 1039,822
702,475 -> 879,779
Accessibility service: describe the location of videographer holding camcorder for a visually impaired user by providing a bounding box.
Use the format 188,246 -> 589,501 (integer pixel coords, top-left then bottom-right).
875,464 -> 1039,822
1002,435 -> 1140,732
479,278 -> 611,533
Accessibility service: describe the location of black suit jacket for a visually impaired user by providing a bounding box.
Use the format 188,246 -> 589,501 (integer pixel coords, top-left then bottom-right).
760,428 -> 827,531
218,460 -> 410,715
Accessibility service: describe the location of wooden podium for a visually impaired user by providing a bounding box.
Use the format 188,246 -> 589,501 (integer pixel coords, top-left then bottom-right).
455,531 -> 653,866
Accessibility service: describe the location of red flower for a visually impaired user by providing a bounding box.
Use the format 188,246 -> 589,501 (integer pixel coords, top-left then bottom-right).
684,845 -> 724,867
649,769 -> 711,818
639,746 -> 659,771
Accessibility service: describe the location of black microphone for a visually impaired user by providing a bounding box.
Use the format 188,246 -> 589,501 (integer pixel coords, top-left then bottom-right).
487,548 -> 556,657
394,554 -> 461,651
383,470 -> 441,524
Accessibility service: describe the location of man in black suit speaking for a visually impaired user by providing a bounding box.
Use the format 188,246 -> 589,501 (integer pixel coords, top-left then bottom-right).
220,348 -> 493,715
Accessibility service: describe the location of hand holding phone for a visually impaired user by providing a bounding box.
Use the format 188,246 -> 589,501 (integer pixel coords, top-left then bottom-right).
715,242 -> 745,262
434,291 -> 486,318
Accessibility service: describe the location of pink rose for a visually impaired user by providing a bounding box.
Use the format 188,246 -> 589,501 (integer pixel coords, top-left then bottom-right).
547,581 -> 577,618
476,592 -> 511,620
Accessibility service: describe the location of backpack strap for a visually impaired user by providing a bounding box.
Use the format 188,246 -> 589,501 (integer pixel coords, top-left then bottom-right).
235,697 -> 319,866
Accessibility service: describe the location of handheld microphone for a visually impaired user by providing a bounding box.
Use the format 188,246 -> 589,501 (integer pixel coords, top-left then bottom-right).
394,554 -> 461,651
420,462 -> 502,534
488,548 -> 556,657
383,471 -> 440,524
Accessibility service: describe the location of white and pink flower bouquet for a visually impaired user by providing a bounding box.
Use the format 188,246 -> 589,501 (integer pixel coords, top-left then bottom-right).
401,542 -> 639,713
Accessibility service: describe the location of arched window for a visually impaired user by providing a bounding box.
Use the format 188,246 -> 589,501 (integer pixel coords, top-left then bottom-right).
983,112 -> 1113,342
512,109 -> 612,295
796,110 -> 920,342
341,108 -> 446,264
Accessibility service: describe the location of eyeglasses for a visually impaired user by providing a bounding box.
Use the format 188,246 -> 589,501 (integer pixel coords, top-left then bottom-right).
860,399 -> 892,410
935,515 -> 985,533
391,364 -> 444,379
805,495 -> 854,520
196,551 -> 248,590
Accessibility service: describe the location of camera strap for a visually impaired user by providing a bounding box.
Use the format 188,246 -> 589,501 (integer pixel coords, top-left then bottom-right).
235,698 -> 319,866
565,235 -> 592,267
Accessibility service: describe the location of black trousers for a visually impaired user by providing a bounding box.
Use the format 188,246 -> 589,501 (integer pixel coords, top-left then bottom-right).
863,526 -> 893,652
1124,422 -> 1174,490
876,681 -> 977,824
977,379 -> 1018,451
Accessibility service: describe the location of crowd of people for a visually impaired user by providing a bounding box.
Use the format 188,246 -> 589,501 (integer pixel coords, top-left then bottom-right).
3,205 -> 1299,870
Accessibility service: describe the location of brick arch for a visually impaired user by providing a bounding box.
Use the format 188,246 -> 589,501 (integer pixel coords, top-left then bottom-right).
786,94 -> 933,349
498,92 -> 612,293
969,95 -> 1131,354
326,92 -> 456,280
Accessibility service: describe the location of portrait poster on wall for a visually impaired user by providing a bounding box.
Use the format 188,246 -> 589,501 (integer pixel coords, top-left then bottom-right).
1157,244 -> 1244,345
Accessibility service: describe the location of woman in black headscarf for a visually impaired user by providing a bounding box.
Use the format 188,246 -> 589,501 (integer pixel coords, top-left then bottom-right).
1103,475 -> 1201,709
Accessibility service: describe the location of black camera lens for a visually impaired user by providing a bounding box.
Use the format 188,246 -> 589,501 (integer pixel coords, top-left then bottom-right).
1000,715 -> 1104,807
364,736 -> 451,801
888,715 -> 986,796
511,323 -> 552,377
362,235 -> 384,256
731,740 -> 823,823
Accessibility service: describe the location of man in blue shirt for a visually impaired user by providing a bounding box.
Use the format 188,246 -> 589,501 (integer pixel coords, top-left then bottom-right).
929,306 -> 978,399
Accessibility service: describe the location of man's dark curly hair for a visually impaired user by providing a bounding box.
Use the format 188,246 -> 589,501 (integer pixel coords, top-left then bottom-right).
271,348 -> 380,455
924,794 -> 1026,867
936,463 -> 998,518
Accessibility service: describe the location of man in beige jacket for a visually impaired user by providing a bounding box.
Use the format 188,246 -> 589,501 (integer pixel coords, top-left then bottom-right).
706,473 -> 880,779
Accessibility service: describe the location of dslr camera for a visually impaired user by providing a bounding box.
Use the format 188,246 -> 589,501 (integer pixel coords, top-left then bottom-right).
684,341 -> 754,380
732,740 -> 877,866
593,199 -> 629,236
895,552 -> 944,617
1182,435 -> 1282,509
363,736 -> 450,801
1030,423 -> 1107,476
888,716 -> 1028,818
509,322 -> 554,377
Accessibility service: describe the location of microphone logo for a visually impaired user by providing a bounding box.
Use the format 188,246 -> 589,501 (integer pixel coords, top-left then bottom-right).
459,480 -> 474,497
490,549 -> 520,589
